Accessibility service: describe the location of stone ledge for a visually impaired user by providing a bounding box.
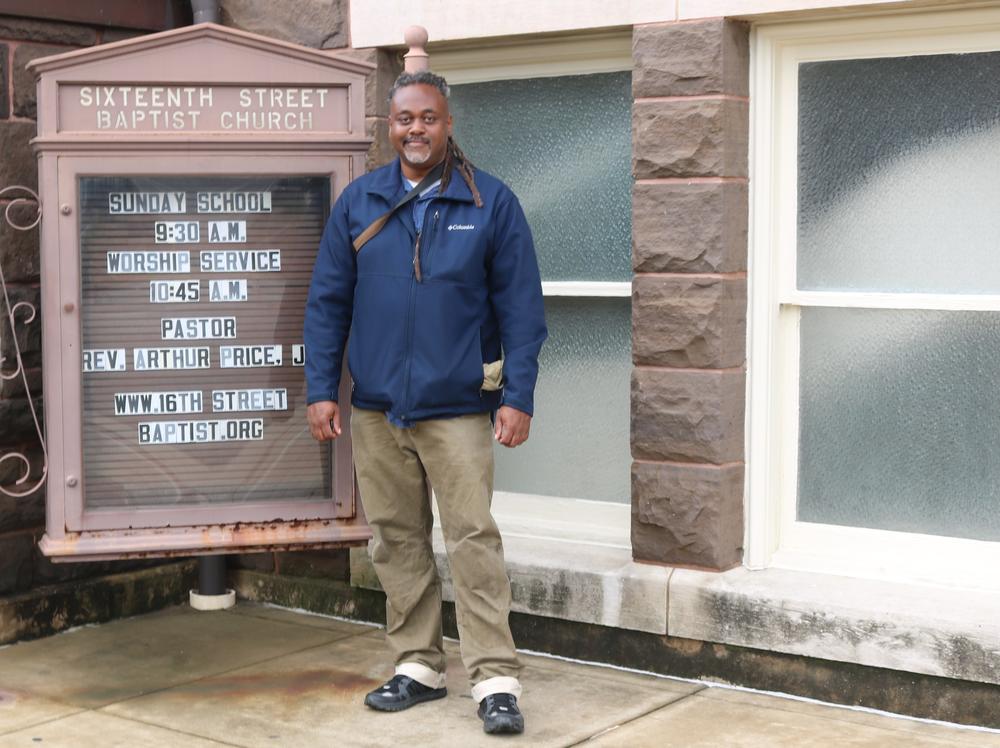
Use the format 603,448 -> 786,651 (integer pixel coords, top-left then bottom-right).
0,560 -> 195,645
669,565 -> 1000,687
350,492 -> 670,635
231,568 -> 387,624
351,495 -> 1000,688
238,573 -> 1000,728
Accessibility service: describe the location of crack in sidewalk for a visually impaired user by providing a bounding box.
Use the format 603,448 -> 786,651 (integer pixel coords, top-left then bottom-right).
565,685 -> 709,746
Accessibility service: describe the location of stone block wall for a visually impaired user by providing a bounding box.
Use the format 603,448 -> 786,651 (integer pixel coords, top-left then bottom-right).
0,6 -> 398,609
0,15 -> 154,606
333,46 -> 402,171
630,19 -> 750,570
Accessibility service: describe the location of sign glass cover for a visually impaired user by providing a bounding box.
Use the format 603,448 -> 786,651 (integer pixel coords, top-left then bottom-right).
78,175 -> 331,509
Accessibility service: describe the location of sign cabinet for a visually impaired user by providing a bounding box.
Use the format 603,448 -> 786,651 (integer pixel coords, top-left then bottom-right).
29,24 -> 373,560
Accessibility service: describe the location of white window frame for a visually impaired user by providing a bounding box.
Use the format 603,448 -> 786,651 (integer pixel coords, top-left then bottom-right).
432,30 -> 633,305
433,32 -> 633,517
748,7 -> 1000,592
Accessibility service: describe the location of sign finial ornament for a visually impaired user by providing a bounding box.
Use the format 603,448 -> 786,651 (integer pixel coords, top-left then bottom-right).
403,26 -> 430,73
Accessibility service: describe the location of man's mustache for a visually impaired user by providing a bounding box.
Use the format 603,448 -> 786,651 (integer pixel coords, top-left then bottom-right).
405,137 -> 430,145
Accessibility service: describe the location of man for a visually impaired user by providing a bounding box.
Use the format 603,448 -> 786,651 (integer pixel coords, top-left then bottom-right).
304,71 -> 546,736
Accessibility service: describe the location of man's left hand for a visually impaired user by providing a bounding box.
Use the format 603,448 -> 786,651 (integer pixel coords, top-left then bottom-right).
494,405 -> 531,448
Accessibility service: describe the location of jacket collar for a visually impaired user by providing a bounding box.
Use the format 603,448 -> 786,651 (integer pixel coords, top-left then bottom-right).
365,157 -> 477,205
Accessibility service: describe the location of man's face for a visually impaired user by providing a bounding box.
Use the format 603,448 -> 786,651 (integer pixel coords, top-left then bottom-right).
389,83 -> 452,173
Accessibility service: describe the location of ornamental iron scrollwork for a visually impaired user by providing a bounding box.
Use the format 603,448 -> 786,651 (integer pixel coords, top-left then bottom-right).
0,186 -> 46,498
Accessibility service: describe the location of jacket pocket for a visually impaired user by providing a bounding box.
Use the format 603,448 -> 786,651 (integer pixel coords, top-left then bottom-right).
348,275 -> 407,404
408,283 -> 485,410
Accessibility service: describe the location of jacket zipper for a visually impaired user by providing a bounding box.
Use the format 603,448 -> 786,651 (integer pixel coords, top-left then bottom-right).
400,275 -> 417,420
421,209 -> 441,278
402,204 -> 440,418
412,231 -> 422,282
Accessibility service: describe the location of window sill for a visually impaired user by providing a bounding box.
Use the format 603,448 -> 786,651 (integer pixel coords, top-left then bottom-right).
349,493 -> 1000,685
669,565 -> 1000,686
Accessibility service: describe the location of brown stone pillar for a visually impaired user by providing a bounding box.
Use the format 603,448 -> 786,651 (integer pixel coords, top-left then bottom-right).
335,46 -> 402,170
630,19 -> 749,570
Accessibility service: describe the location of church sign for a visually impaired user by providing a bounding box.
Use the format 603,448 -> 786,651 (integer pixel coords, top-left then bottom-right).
30,24 -> 372,560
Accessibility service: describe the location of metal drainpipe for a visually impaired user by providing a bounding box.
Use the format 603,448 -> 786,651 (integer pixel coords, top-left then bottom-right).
190,0 -> 221,24
186,0 -> 234,611
198,554 -> 227,596
190,551 -> 235,610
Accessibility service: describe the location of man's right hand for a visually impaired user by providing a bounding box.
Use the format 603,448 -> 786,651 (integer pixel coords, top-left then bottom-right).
307,400 -> 341,441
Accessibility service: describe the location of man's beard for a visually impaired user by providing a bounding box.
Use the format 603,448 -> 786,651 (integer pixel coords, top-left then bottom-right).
404,140 -> 432,164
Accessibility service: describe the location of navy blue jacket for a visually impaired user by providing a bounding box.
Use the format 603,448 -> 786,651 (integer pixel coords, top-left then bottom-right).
304,158 -> 547,425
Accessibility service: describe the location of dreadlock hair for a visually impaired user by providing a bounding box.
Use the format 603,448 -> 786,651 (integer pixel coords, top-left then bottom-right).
442,136 -> 482,208
388,71 -> 483,208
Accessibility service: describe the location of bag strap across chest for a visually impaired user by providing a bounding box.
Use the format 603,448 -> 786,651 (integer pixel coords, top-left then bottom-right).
352,161 -> 445,253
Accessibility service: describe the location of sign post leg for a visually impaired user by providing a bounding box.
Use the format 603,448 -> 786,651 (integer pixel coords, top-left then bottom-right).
190,554 -> 236,610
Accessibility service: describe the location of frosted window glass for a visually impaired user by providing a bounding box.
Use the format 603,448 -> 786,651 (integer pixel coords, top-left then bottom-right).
797,307 -> 1000,541
449,73 -> 631,281
494,298 -> 631,502
797,52 -> 1000,293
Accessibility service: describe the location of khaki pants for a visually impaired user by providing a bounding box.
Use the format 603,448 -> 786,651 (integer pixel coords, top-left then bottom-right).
351,408 -> 522,700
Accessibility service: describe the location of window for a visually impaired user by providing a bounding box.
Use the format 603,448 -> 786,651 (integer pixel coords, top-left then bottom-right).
749,9 -> 1000,590
439,36 -> 632,503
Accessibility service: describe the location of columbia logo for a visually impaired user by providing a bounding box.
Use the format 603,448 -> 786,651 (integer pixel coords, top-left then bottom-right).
448,224 -> 475,231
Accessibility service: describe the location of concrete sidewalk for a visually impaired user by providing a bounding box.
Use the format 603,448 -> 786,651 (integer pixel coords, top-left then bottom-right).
0,604 -> 997,747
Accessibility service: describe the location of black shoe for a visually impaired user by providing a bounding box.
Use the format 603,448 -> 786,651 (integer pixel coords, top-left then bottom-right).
364,674 -> 447,712
477,693 -> 524,735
